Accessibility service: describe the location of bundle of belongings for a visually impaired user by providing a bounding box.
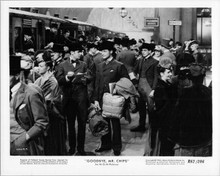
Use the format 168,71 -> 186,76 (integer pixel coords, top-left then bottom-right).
115,77 -> 139,113
88,104 -> 109,137
102,92 -> 126,119
102,77 -> 139,122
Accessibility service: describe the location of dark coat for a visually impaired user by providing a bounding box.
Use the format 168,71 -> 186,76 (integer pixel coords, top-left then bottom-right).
55,58 -> 91,108
10,83 -> 49,155
35,74 -> 66,155
154,79 -> 178,134
116,50 -> 137,73
169,84 -> 212,146
134,56 -> 158,90
94,59 -> 129,103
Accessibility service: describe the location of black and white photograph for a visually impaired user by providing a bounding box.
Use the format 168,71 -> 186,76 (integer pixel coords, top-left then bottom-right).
1,0 -> 220,175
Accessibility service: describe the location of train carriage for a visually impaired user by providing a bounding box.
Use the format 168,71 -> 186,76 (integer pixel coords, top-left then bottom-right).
9,8 -> 66,53
9,8 -> 126,54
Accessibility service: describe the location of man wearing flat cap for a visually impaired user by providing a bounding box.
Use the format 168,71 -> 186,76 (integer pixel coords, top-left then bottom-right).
55,43 -> 92,155
93,41 -> 129,156
10,55 -> 49,155
23,28 -> 34,52
131,43 -> 158,133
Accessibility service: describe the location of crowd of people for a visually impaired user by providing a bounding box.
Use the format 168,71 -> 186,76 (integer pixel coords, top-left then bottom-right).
9,29 -> 212,157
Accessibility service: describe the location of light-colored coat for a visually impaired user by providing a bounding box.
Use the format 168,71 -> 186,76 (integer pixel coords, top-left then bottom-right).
10,83 -> 49,155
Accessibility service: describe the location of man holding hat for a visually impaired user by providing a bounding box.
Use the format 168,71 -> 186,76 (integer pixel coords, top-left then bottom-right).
93,41 -> 129,156
55,43 -> 92,155
10,55 -> 49,155
131,43 -> 158,133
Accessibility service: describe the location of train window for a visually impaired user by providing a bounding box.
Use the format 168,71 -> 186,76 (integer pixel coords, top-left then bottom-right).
14,27 -> 22,53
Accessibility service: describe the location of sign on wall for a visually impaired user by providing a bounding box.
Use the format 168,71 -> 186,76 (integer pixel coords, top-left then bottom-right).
168,20 -> 182,26
144,18 -> 159,27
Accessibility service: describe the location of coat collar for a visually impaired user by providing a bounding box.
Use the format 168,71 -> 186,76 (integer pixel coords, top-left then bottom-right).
103,58 -> 115,72
139,56 -> 157,72
13,82 -> 27,110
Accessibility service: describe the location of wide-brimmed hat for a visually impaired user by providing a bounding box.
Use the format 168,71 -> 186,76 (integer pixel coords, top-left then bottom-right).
189,63 -> 206,77
99,41 -> 114,51
158,56 -> 173,69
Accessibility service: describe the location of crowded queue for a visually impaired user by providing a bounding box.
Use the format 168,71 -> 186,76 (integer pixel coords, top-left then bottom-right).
10,34 -> 212,157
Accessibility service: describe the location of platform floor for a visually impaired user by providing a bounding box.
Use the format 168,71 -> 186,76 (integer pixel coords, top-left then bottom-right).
83,112 -> 149,156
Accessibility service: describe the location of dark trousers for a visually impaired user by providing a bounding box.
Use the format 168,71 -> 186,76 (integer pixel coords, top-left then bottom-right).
100,118 -> 122,152
65,92 -> 88,153
137,78 -> 155,128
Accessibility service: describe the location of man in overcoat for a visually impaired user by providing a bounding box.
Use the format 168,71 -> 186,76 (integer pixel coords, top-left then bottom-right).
10,55 -> 49,155
131,43 -> 158,132
55,43 -> 92,155
93,41 -> 129,156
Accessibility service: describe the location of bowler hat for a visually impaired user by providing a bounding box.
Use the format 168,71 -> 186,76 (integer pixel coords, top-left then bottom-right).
87,43 -> 96,50
99,41 -> 114,51
69,43 -> 84,52
140,43 -> 154,51
10,55 -> 21,75
121,38 -> 130,47
52,44 -> 64,53
114,37 -> 122,45
23,28 -> 32,36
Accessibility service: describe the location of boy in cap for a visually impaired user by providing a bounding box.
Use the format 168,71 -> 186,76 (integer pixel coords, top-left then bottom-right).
131,43 -> 158,133
10,55 -> 49,155
93,41 -> 129,156
55,43 -> 92,155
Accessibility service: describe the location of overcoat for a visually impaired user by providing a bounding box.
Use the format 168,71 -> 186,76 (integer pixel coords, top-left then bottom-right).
93,59 -> 129,104
134,56 -> 158,90
10,83 -> 49,155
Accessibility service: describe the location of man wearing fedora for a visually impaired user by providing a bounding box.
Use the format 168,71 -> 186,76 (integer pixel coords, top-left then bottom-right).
55,43 -> 92,155
93,41 -> 129,156
131,43 -> 158,133
10,55 -> 49,155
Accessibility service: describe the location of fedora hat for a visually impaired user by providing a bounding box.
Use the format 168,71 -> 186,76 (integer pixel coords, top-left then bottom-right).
99,41 -> 114,51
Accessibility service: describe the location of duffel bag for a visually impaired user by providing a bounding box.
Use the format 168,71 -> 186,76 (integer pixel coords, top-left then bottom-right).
88,105 -> 109,137
102,93 -> 125,119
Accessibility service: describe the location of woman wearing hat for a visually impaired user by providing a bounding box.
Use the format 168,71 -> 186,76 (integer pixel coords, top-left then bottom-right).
153,45 -> 163,61
34,50 -> 67,155
150,61 -> 178,156
188,41 -> 206,66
